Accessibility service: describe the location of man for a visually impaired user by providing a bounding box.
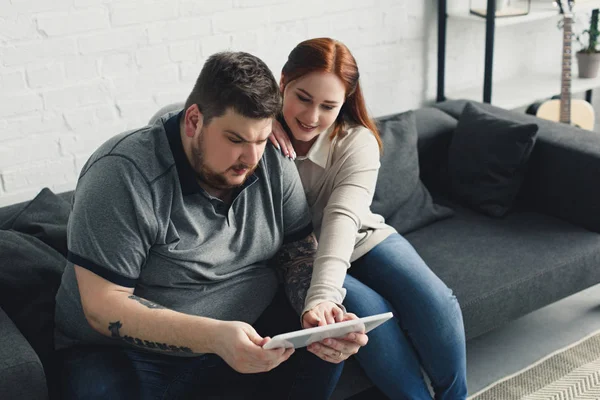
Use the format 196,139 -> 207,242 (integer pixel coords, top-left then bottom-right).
54,51 -> 366,400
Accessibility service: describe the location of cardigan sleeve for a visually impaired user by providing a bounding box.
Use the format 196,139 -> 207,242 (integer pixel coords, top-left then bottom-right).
303,128 -> 381,314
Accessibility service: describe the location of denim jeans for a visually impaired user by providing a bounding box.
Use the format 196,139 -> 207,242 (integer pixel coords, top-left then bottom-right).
58,288 -> 343,400
343,233 -> 467,400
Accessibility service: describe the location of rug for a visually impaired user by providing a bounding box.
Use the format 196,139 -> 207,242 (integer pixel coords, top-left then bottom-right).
468,329 -> 600,400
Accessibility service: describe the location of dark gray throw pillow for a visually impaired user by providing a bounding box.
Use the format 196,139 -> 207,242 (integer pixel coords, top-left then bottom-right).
448,102 -> 539,217
0,230 -> 65,400
0,231 -> 66,353
5,187 -> 71,256
0,188 -> 71,400
371,111 -> 454,234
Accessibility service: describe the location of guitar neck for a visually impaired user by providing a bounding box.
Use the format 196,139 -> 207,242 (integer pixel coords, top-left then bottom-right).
561,15 -> 573,124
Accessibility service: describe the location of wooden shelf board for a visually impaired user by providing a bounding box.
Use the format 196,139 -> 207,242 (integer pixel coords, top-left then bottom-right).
571,0 -> 600,13
446,70 -> 600,110
447,1 -> 600,27
448,6 -> 558,26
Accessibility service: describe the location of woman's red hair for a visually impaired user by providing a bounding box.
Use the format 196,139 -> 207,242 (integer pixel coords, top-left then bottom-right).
281,38 -> 382,152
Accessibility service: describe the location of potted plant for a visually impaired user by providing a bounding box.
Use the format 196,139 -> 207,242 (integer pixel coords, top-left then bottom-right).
575,9 -> 600,78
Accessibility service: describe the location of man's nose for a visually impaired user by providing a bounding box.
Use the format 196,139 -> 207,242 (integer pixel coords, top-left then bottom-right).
242,143 -> 261,165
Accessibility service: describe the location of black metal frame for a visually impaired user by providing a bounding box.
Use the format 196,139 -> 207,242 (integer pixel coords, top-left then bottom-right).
437,0 -> 447,102
483,0 -> 496,103
437,0 -> 496,104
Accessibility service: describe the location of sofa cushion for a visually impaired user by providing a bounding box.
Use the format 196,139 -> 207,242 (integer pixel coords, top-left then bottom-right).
412,107 -> 458,196
371,110 -> 454,234
4,188 -> 71,256
0,188 -> 70,399
436,99 -> 600,234
0,231 -> 66,387
0,200 -> 28,229
447,102 -> 539,217
0,306 -> 48,399
405,199 -> 600,340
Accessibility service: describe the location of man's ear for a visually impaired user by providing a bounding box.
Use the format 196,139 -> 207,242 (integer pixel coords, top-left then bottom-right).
279,73 -> 285,93
184,104 -> 203,138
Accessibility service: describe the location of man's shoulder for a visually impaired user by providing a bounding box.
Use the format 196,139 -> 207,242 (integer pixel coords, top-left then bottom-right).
81,123 -> 174,185
259,142 -> 297,176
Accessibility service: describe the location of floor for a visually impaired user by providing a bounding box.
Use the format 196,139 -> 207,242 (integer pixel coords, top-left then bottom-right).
466,283 -> 600,395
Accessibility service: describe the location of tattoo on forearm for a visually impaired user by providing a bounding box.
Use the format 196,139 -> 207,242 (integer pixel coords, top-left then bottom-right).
128,295 -> 165,309
108,321 -> 193,354
276,234 -> 318,315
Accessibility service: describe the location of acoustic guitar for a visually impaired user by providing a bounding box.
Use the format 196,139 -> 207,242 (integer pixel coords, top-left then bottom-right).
526,0 -> 595,130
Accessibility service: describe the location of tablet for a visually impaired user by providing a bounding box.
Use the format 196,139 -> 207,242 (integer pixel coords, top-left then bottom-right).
262,312 -> 393,350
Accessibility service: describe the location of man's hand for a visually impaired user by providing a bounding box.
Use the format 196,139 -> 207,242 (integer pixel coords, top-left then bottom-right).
212,321 -> 294,374
302,304 -> 369,364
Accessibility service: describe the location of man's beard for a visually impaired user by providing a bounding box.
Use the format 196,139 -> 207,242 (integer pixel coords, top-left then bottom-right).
191,129 -> 258,190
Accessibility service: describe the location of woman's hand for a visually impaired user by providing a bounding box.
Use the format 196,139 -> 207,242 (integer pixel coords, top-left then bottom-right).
302,301 -> 344,327
269,119 -> 296,160
302,304 -> 369,364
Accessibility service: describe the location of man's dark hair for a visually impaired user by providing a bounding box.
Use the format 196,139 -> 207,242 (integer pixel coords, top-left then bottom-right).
184,52 -> 281,124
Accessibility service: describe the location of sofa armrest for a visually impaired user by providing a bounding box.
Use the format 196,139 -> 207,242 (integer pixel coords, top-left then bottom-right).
149,102 -> 184,125
435,100 -> 600,233
0,307 -> 48,399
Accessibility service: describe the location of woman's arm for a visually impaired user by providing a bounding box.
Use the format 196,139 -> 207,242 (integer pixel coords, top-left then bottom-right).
273,232 -> 368,364
303,129 -> 382,315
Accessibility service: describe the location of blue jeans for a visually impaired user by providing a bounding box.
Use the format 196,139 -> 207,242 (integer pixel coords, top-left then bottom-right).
343,233 -> 467,400
58,288 -> 343,400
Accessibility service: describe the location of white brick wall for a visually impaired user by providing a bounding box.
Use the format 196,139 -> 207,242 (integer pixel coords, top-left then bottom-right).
37,9 -> 110,36
0,0 -> 583,206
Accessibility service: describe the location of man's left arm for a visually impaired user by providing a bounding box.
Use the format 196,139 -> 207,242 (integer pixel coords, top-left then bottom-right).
274,232 -> 348,328
273,232 -> 369,363
273,232 -> 319,316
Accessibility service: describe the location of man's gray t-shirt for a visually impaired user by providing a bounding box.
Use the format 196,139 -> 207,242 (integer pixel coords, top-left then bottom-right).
54,111 -> 312,350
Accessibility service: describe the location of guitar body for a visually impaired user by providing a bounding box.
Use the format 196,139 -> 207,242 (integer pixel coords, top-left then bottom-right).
534,98 -> 595,130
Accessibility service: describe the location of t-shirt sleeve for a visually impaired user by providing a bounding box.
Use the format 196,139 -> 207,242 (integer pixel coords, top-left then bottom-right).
67,155 -> 158,288
279,155 -> 312,243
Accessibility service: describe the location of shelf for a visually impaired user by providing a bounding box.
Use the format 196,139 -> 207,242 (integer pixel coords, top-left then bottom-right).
448,4 -> 558,26
448,1 -> 600,27
446,70 -> 600,110
449,10 -> 557,27
572,0 -> 600,13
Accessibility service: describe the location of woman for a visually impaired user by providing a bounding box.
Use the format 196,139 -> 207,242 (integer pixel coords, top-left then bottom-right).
271,38 -> 468,399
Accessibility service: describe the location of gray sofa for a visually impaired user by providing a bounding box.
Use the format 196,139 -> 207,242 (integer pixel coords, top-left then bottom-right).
1,99 -> 600,399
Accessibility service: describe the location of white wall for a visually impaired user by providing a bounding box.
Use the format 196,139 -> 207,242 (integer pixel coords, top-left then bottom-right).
0,0 -> 591,206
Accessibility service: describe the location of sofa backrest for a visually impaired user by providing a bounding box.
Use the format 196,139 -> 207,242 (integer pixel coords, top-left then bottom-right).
374,107 -> 458,198
434,99 -> 600,232
149,103 -> 184,125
